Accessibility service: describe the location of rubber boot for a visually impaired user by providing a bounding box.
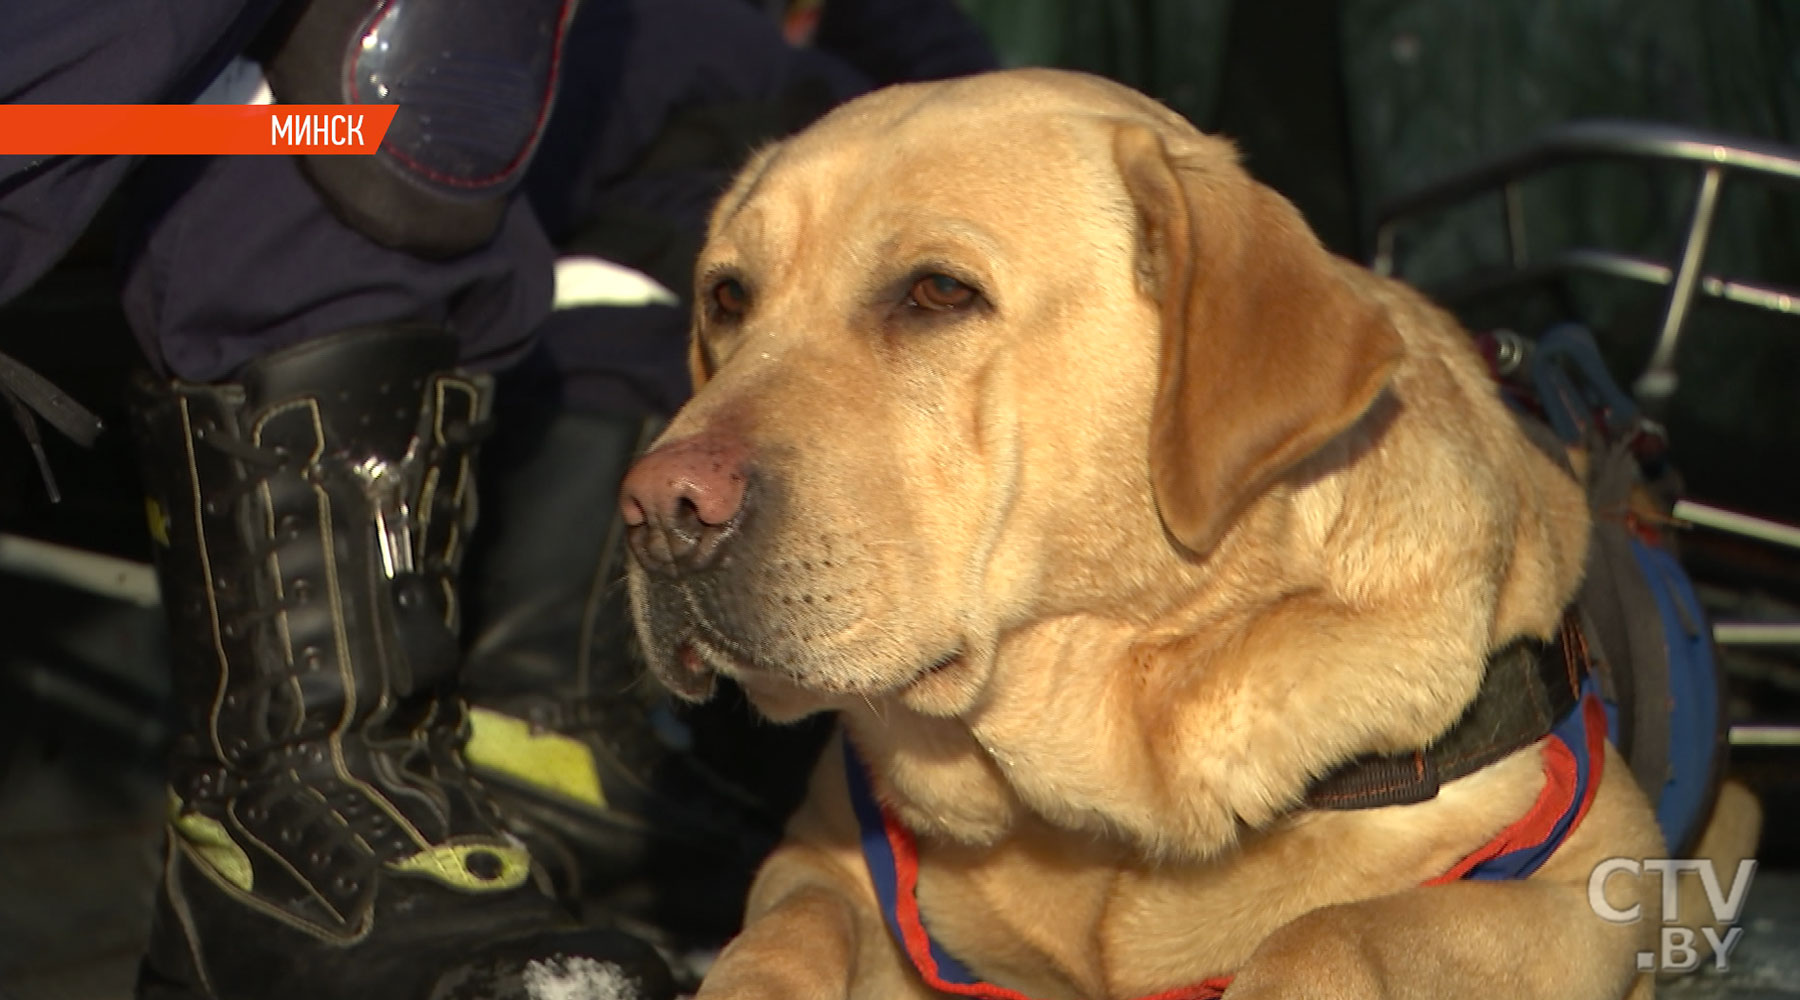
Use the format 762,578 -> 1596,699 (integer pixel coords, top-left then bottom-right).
128,325 -> 675,1000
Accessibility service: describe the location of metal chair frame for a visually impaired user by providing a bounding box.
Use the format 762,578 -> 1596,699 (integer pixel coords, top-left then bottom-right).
1371,119 -> 1800,747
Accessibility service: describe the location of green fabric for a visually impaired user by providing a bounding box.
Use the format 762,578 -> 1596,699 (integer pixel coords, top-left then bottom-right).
957,0 -> 1800,519
1340,3 -> 1800,518
957,0 -> 1231,127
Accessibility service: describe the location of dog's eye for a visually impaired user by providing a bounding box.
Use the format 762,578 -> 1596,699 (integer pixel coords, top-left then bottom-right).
711,278 -> 750,319
908,273 -> 978,311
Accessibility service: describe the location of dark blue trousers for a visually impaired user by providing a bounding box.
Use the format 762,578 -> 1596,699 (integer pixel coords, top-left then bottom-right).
1,0 -> 992,405
2,0 -> 558,382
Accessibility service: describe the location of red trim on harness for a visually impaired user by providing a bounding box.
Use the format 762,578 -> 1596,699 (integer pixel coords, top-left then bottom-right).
860,694 -> 1605,1000
879,811 -> 1235,1000
1426,694 -> 1607,886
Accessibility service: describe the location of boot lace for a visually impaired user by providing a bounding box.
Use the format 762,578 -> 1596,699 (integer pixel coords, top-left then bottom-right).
189,417 -> 503,868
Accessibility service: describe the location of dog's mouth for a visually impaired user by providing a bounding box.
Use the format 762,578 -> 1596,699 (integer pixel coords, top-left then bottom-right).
668,626 -> 760,699
670,624 -> 822,703
669,640 -> 721,700
897,645 -> 973,710
919,648 -> 966,680
669,629 -> 968,705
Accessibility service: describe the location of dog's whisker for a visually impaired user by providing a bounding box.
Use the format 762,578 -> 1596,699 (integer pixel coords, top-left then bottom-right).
858,692 -> 885,724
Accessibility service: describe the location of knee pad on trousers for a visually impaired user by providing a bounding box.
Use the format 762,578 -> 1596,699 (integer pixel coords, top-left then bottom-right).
265,0 -> 577,257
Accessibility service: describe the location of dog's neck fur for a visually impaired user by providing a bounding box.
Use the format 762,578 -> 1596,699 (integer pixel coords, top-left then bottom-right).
843,281 -> 1591,863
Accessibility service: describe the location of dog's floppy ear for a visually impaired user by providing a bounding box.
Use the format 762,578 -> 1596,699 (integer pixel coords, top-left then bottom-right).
1114,123 -> 1403,556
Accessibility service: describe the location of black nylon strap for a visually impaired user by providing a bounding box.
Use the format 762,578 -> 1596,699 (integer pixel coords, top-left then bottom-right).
0,347 -> 106,502
0,349 -> 104,446
1304,613 -> 1589,810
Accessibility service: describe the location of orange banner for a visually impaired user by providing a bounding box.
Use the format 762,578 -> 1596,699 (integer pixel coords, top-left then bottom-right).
0,105 -> 399,155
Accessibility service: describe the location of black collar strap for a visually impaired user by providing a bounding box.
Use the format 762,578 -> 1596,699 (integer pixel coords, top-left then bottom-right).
1304,611 -> 1591,811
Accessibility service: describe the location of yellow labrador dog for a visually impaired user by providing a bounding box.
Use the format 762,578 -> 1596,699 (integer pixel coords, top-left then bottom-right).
617,69 -> 1758,1000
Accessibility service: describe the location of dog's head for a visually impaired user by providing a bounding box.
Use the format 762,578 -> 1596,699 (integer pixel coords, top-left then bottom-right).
621,69 -> 1400,720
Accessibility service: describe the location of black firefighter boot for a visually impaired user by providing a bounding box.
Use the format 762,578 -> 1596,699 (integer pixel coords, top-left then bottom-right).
128,326 -> 675,1000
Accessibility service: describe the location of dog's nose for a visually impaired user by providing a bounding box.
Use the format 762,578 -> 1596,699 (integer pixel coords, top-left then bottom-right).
619,433 -> 751,575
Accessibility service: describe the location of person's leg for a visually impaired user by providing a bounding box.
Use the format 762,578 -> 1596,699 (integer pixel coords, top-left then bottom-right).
0,0 -> 282,306
0,0 -> 677,989
119,152 -> 552,380
120,148 -> 675,1000
0,0 -> 285,491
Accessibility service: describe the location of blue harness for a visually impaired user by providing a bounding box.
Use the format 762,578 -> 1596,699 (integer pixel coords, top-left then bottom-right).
1521,324 -> 1725,855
